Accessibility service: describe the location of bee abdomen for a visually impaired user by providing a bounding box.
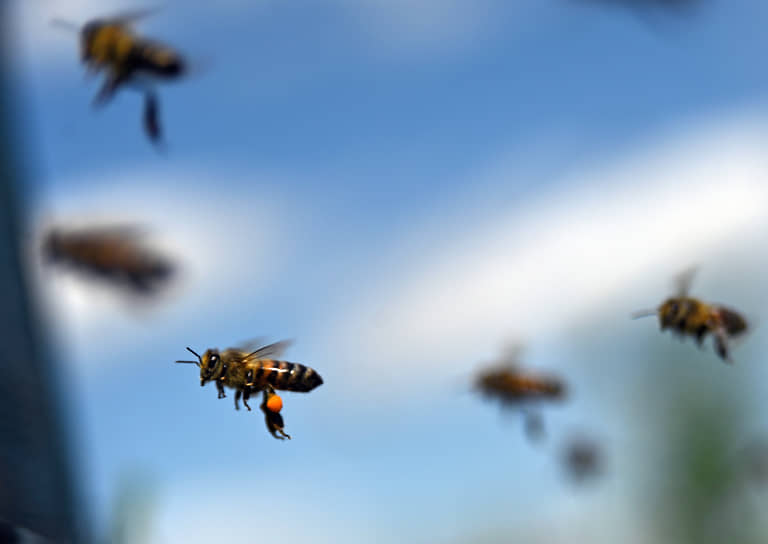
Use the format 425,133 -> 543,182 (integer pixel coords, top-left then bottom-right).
717,307 -> 748,336
135,43 -> 185,77
254,361 -> 323,392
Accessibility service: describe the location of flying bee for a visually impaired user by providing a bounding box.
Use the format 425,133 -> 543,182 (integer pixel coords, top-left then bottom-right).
561,435 -> 603,484
473,344 -> 566,441
176,340 -> 323,439
633,268 -> 748,363
53,9 -> 186,145
42,225 -> 174,294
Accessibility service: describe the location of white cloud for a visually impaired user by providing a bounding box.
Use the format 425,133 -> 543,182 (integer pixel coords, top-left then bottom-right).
338,0 -> 528,55
321,109 -> 768,392
148,479 -> 377,544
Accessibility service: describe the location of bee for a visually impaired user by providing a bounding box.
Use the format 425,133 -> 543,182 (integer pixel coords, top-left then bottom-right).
561,436 -> 603,484
53,9 -> 185,144
633,268 -> 748,363
176,340 -> 323,439
473,345 -> 566,440
42,225 -> 174,294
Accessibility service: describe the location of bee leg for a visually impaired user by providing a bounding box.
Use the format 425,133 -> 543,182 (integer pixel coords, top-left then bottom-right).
93,72 -> 128,107
260,391 -> 291,440
142,91 -> 162,145
242,389 -> 252,411
695,325 -> 708,348
522,410 -> 545,442
714,327 -> 733,364
234,389 -> 241,411
216,379 -> 226,399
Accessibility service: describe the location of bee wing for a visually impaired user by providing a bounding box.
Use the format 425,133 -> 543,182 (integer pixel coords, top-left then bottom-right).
107,7 -> 163,27
674,266 -> 698,297
237,339 -> 294,360
498,343 -> 525,366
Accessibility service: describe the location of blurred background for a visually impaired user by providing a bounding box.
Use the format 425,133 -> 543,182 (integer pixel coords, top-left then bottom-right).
2,0 -> 768,542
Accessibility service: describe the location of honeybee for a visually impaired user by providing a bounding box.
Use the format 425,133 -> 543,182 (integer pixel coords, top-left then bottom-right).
53,9 -> 185,144
42,225 -> 174,294
561,435 -> 603,484
474,345 -> 566,440
176,340 -> 323,439
633,269 -> 748,363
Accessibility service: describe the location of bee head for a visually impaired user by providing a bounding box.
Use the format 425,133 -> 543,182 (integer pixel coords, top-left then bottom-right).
176,347 -> 225,385
198,349 -> 223,386
659,298 -> 682,330
79,20 -> 104,61
42,230 -> 63,262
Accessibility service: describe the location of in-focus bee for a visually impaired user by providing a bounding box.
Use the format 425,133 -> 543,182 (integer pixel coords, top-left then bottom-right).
176,340 -> 323,439
43,225 -> 174,294
633,269 -> 748,363
53,9 -> 186,145
473,345 -> 566,440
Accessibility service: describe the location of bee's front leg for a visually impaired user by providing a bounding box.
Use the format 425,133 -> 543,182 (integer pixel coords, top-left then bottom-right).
216,379 -> 226,399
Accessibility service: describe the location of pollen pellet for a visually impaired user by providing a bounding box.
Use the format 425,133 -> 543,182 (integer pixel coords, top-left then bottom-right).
266,394 -> 283,413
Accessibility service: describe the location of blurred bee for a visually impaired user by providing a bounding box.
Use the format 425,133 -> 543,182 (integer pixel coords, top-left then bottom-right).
633,268 -> 748,363
176,340 -> 322,439
53,9 -> 185,145
43,225 -> 174,294
473,345 -> 566,440
561,435 -> 603,484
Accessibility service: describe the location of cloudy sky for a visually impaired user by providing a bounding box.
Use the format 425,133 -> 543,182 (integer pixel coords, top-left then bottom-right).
8,0 -> 768,542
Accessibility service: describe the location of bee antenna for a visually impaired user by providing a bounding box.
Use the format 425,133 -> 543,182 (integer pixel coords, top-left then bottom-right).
182,346 -> 203,367
631,309 -> 657,319
50,18 -> 81,32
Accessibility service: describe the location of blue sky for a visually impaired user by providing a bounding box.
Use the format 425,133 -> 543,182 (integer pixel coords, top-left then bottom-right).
9,0 -> 768,542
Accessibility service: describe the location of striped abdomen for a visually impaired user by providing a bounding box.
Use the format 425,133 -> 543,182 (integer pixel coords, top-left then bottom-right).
715,307 -> 748,336
243,360 -> 323,393
503,376 -> 564,399
479,371 -> 564,401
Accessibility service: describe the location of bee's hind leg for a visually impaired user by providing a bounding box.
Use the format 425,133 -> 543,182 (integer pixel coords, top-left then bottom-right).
522,409 -> 545,443
93,72 -> 128,107
695,325 -> 708,348
714,327 -> 733,364
242,388 -> 252,411
260,389 -> 290,440
234,389 -> 241,410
